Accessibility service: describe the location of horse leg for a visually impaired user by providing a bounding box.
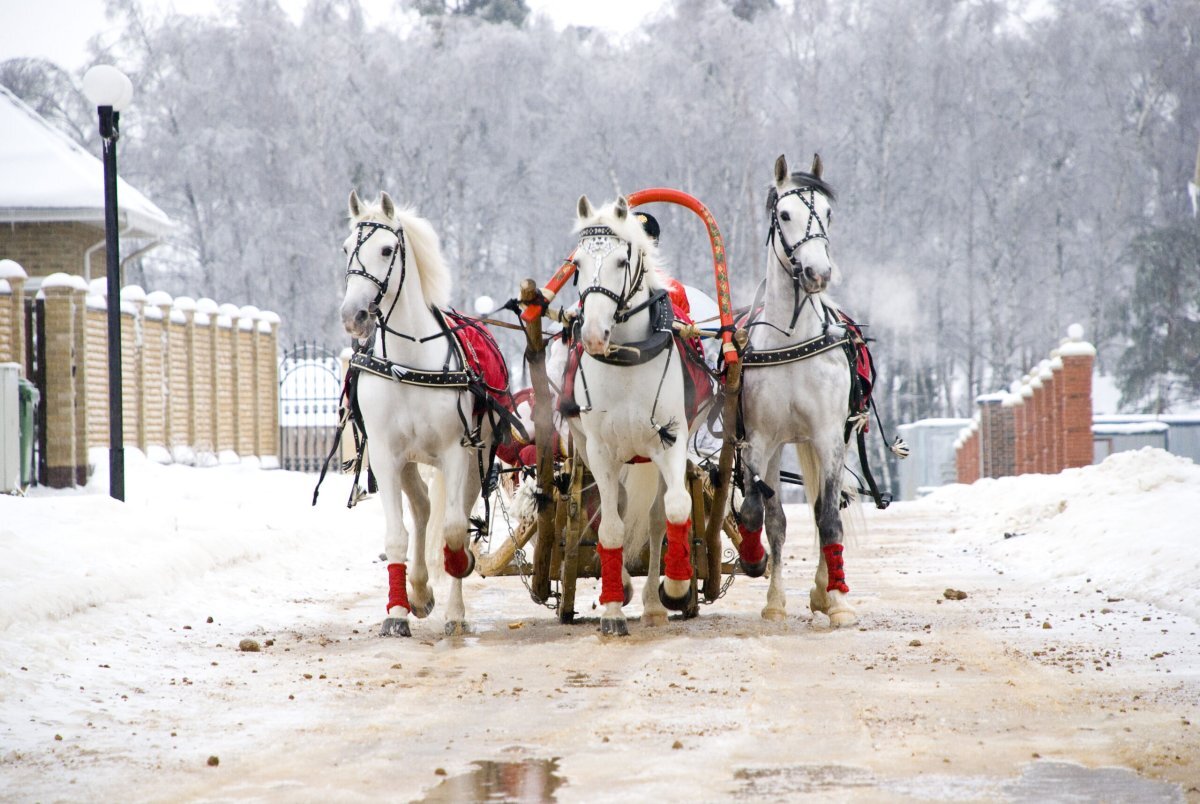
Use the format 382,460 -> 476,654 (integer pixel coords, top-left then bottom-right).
643,482 -> 672,628
802,441 -> 858,628
653,442 -> 694,611
736,442 -> 769,578
440,447 -> 480,636
587,450 -> 629,636
376,456 -> 413,638
401,462 -> 436,619
761,451 -> 789,621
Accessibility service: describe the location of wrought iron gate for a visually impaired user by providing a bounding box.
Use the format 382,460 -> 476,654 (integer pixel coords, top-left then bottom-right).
278,342 -> 342,472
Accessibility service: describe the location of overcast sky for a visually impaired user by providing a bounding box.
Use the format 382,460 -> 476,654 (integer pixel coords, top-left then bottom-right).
0,0 -> 668,72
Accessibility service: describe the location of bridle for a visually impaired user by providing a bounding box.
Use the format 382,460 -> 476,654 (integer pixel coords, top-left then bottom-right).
344,219 -> 413,355
766,186 -> 833,332
575,225 -> 654,323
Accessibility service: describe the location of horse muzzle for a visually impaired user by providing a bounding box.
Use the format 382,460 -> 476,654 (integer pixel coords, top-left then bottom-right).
341,305 -> 377,341
579,320 -> 612,357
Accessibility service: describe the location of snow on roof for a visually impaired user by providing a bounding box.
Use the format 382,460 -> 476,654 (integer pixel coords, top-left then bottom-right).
0,85 -> 174,238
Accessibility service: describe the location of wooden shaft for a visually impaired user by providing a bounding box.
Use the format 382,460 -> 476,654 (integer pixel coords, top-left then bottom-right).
703,328 -> 747,565
472,518 -> 537,577
520,278 -> 556,603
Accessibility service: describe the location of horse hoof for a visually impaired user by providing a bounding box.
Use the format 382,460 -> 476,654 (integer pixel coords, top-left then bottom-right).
761,606 -> 787,622
809,586 -> 830,614
642,610 -> 668,628
410,596 -> 435,619
658,580 -> 696,613
444,620 -> 468,636
600,617 -> 629,637
829,610 -> 858,629
740,555 -> 768,578
379,617 -> 411,637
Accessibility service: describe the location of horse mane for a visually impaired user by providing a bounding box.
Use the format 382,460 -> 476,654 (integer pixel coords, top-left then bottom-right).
575,200 -> 669,290
351,199 -> 452,309
765,171 -> 837,214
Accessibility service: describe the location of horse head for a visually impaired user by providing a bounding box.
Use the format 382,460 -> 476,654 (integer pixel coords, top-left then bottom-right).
574,194 -> 663,356
340,191 -> 451,344
340,189 -> 405,341
768,153 -> 838,295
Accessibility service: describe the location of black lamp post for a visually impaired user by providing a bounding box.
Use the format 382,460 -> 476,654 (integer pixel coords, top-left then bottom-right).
83,65 -> 133,501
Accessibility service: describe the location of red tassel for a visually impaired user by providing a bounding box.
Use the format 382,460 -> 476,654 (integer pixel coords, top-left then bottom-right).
822,543 -> 849,593
737,522 -> 765,565
596,544 -> 625,604
664,519 -> 692,582
444,545 -> 470,578
386,563 -> 410,613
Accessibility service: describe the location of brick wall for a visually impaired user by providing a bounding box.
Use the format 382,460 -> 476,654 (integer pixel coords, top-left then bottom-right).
0,222 -> 107,281
956,326 -> 1094,483
28,274 -> 281,487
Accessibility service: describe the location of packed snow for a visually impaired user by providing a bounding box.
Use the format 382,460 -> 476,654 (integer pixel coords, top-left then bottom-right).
1,446 -> 1197,800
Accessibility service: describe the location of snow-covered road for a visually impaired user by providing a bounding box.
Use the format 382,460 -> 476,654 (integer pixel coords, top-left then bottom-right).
1,450 -> 1197,801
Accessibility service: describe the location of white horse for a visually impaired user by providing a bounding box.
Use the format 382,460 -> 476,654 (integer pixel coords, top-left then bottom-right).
567,195 -> 694,636
737,154 -> 859,628
339,190 -> 502,637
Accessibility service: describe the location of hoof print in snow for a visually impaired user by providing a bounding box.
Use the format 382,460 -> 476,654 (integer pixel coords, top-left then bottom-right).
379,618 -> 411,637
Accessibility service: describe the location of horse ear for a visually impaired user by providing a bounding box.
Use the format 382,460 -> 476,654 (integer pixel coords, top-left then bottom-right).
349,189 -> 362,218
615,196 -> 629,221
811,153 -> 823,179
380,191 -> 395,220
774,154 -> 788,184
577,195 -> 593,220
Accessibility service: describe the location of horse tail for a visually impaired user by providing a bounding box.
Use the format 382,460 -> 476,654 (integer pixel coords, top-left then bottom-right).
793,443 -> 861,550
423,463 -> 448,578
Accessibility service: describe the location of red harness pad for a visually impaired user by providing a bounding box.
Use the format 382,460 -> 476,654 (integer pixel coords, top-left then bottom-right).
444,310 -> 512,416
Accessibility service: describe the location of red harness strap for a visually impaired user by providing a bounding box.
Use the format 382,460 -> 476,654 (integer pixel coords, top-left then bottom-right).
822,543 -> 849,593
386,563 -> 410,613
596,544 -> 625,604
664,519 -> 693,582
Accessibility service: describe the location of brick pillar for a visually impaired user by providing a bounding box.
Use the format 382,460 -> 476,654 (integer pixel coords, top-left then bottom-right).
148,291 -> 173,460
257,310 -> 281,461
1013,381 -> 1032,475
1050,354 -> 1065,472
1029,371 -> 1045,474
0,260 -> 26,369
1038,359 -> 1058,473
121,286 -> 147,453
1059,324 -> 1095,468
40,276 -> 79,487
175,297 -> 198,452
71,283 -> 90,484
997,393 -> 1017,477
976,393 -> 1006,478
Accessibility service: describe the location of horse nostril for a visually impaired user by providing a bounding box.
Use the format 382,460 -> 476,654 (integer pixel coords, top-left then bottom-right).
354,309 -> 369,326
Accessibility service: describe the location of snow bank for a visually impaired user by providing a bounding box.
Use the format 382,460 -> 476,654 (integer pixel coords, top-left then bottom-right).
0,449 -> 354,632
911,448 -> 1200,620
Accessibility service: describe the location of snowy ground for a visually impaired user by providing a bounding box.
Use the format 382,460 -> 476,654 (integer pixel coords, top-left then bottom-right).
1,448 -> 1198,802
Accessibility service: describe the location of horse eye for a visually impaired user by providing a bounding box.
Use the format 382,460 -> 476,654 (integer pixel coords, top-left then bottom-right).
618,258 -> 629,268
780,211 -> 791,222
381,246 -> 394,258
826,211 -> 833,225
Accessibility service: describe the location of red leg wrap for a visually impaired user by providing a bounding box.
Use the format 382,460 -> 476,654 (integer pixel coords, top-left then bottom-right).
386,563 -> 410,613
737,522 -> 765,565
596,544 -> 625,605
822,543 -> 849,593
664,519 -> 693,582
444,545 -> 470,578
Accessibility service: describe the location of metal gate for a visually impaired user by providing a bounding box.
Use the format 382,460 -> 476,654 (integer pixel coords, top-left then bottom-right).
23,297 -> 46,486
278,342 -> 343,473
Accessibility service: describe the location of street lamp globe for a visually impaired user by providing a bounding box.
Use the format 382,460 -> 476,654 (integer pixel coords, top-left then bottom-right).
82,65 -> 133,111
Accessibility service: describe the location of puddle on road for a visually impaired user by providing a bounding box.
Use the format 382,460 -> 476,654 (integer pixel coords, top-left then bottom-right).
417,758 -> 565,803
734,760 -> 1184,801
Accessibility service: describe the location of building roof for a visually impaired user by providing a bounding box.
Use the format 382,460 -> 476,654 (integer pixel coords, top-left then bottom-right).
0,84 -> 173,238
